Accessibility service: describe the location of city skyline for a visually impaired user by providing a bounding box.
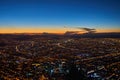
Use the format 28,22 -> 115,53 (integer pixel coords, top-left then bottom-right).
0,0 -> 120,33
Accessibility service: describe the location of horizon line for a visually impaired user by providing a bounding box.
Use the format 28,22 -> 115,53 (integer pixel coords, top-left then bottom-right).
0,32 -> 120,34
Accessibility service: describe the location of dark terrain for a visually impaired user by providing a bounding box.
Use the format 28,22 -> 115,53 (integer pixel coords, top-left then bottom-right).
0,34 -> 120,80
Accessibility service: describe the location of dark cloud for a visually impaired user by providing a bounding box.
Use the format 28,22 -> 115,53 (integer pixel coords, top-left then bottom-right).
64,31 -> 81,35
63,26 -> 96,34
77,27 -> 96,33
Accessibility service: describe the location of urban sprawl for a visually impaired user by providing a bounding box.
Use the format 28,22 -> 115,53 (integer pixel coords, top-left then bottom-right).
0,35 -> 120,80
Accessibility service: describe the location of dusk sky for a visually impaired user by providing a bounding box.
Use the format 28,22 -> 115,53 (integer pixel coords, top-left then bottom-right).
0,0 -> 120,33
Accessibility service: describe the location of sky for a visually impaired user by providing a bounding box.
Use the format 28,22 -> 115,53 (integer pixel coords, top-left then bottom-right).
0,0 -> 120,33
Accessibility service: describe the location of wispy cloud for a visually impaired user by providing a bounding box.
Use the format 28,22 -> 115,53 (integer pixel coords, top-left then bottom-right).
64,26 -> 96,33
64,31 -> 84,35
76,27 -> 96,33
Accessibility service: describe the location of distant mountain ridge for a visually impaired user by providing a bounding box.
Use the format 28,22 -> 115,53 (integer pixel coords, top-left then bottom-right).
0,32 -> 120,38
64,32 -> 120,38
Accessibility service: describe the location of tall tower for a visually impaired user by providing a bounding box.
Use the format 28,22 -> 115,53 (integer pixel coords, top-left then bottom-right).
16,46 -> 19,52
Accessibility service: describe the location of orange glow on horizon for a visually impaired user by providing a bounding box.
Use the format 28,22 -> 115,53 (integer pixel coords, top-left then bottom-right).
96,28 -> 120,33
0,27 -> 66,34
0,27 -> 120,34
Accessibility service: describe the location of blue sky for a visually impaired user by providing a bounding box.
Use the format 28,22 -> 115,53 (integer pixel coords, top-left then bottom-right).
0,0 -> 120,33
